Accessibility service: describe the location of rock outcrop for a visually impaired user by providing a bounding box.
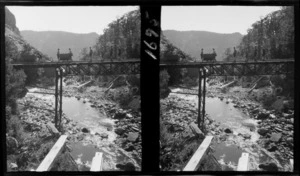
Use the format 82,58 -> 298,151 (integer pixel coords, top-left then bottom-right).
5,7 -> 51,62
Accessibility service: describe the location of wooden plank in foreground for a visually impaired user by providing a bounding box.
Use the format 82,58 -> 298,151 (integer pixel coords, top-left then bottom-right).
290,159 -> 293,171
36,135 -> 68,171
183,136 -> 213,171
237,152 -> 249,171
90,152 -> 103,171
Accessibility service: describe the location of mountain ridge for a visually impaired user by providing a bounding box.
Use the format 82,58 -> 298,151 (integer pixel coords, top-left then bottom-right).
21,30 -> 99,61
162,30 -> 243,61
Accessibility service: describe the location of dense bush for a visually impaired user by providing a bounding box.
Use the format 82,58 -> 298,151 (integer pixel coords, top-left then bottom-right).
160,70 -> 171,98
5,41 -> 27,113
160,70 -> 169,89
182,76 -> 198,87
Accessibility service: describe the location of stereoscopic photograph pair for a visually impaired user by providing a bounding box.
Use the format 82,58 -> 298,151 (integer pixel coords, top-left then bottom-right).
3,2 -> 296,173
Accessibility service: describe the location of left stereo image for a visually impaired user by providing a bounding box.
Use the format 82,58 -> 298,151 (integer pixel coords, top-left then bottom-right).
5,6 -> 141,171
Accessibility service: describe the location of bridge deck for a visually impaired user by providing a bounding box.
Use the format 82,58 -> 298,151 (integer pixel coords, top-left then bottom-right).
11,59 -> 140,68
160,59 -> 294,76
160,59 -> 294,68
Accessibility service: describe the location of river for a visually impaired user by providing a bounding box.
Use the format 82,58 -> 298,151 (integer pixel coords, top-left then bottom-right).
26,87 -> 140,171
170,87 -> 283,171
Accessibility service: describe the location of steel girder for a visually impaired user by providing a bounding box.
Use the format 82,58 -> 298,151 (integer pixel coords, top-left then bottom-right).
11,60 -> 140,76
160,60 -> 294,76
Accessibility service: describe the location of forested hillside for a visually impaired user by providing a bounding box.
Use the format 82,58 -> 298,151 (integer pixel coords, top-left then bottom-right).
92,9 -> 140,60
163,30 -> 243,61
21,30 -> 99,61
238,7 -> 294,60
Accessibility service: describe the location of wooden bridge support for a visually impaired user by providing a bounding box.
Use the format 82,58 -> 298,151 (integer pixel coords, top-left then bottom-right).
197,68 -> 207,132
198,69 -> 202,130
54,68 -> 63,131
202,69 -> 206,133
54,69 -> 59,130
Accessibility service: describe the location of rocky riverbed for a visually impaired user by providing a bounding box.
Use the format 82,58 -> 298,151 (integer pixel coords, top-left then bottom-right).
7,77 -> 141,171
160,82 -> 294,171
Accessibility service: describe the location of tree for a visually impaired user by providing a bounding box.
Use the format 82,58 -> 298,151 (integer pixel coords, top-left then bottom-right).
223,47 -> 232,62
5,37 -> 26,114
94,9 -> 141,61
238,7 -> 294,60
79,47 -> 88,61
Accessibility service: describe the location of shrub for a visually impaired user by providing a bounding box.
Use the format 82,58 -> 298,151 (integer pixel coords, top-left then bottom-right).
182,76 -> 197,87
160,70 -> 170,89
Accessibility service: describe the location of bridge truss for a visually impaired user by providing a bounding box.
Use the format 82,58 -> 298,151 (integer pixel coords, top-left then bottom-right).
11,60 -> 140,131
160,59 -> 294,131
11,60 -> 140,76
160,60 -> 294,76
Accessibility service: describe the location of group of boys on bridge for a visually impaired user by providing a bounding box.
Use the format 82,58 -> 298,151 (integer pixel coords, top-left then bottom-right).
56,47 -> 94,62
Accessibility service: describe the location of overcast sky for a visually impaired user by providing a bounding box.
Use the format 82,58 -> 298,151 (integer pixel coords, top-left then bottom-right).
7,6 -> 282,35
162,6 -> 282,35
6,6 -> 138,35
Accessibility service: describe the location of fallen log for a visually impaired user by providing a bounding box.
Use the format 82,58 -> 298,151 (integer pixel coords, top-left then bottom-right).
248,83 -> 257,93
77,80 -> 93,89
220,80 -> 237,90
105,76 -> 122,92
189,122 -> 204,138
250,76 -> 264,88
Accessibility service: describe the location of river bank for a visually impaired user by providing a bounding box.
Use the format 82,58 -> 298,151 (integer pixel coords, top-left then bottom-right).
7,76 -> 141,171
160,81 -> 293,171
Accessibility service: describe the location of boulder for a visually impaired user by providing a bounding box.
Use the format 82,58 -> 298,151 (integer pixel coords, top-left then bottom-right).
267,143 -> 278,152
243,134 -> 251,139
258,128 -> 268,136
114,111 -> 127,119
189,122 -> 204,138
39,126 -> 52,138
257,111 -> 270,120
126,113 -> 133,119
127,132 -> 139,142
286,137 -> 293,146
270,133 -> 282,142
125,144 -> 135,151
6,136 -> 18,154
81,127 -> 90,133
100,133 -> 109,139
259,162 -> 278,171
115,128 -> 125,135
46,122 -> 60,136
116,162 -> 135,171
224,128 -> 233,133
10,163 -> 18,169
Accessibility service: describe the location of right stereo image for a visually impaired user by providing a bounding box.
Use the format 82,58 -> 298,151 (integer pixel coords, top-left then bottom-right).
159,6 -> 294,171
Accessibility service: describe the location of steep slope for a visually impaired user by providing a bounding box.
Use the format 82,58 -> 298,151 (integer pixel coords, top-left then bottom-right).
5,8 -> 51,63
163,30 -> 243,61
21,30 -> 99,61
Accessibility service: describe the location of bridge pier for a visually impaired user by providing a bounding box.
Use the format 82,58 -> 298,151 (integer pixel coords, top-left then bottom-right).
197,68 -> 207,133
198,68 -> 202,130
54,68 -> 63,131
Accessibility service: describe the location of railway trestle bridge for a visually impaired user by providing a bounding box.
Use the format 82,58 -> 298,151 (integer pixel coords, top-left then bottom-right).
160,59 -> 294,135
12,59 -> 140,131
160,59 -> 294,171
